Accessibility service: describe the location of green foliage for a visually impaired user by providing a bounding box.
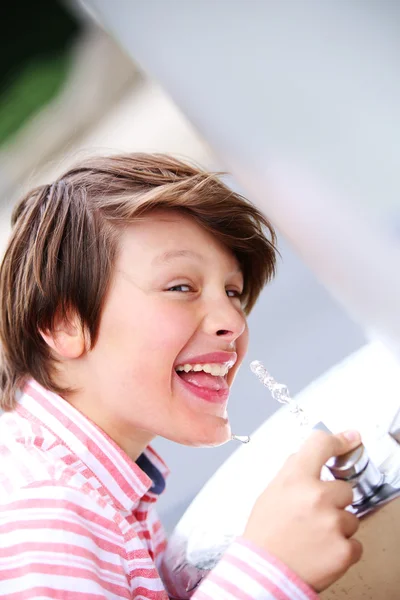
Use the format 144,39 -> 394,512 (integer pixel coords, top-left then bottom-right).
0,53 -> 71,147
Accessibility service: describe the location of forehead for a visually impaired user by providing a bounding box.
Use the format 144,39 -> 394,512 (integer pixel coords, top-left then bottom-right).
118,210 -> 241,272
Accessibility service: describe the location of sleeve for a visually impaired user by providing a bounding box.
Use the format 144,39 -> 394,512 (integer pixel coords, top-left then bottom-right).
191,537 -> 319,600
0,483 -> 131,599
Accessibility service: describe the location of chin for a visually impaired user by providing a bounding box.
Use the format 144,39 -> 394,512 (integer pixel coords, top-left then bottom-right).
177,416 -> 232,448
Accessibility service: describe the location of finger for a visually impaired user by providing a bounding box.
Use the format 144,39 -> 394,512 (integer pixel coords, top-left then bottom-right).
338,509 -> 360,538
347,538 -> 363,565
323,479 -> 354,509
296,430 -> 362,477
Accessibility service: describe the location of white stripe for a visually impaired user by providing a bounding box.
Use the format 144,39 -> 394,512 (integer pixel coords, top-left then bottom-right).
0,493 -> 124,542
2,480 -> 107,506
128,555 -> 156,567
1,433 -> 135,518
0,438 -> 53,487
3,482 -> 113,512
21,390 -> 140,507
0,572 -> 129,596
1,512 -> 123,548
0,552 -> 128,585
0,528 -> 121,560
1,493 -> 146,554
130,573 -> 166,593
30,383 -> 146,496
231,542 -> 312,600
145,447 -> 167,476
212,557 -> 278,599
0,385 -> 171,600
196,577 -> 239,600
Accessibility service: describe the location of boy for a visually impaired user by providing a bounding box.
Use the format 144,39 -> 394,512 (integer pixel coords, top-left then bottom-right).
0,154 -> 362,598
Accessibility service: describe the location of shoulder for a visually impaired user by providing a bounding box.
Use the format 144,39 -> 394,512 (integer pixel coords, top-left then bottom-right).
0,408 -> 74,495
0,411 -> 107,510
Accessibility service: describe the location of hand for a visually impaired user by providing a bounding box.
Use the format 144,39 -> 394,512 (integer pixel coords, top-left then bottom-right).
242,430 -> 363,592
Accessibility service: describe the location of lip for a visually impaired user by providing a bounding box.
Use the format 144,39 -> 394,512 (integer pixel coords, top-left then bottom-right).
174,351 -> 237,369
173,351 -> 236,405
173,370 -> 230,404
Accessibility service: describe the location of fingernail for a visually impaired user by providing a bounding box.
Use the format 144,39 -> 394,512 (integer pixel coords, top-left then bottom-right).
342,430 -> 361,442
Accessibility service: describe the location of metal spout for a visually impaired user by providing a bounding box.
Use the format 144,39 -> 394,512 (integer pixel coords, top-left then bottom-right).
326,444 -> 384,506
325,439 -> 400,517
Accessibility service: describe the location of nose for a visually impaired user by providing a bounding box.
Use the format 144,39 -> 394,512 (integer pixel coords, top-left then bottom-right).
202,293 -> 246,343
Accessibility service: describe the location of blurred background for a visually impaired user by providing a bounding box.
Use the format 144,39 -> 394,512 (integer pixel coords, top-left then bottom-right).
0,0 -> 372,531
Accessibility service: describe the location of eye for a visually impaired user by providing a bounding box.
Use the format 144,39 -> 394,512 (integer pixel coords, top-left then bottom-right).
226,289 -> 243,298
167,284 -> 193,292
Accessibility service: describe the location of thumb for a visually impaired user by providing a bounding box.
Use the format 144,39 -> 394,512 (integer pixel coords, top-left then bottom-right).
297,430 -> 362,478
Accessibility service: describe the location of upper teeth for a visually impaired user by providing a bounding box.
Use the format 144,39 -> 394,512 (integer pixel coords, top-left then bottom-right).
176,363 -> 230,376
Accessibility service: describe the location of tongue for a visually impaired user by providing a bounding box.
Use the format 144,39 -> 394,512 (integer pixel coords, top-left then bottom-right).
178,371 -> 227,391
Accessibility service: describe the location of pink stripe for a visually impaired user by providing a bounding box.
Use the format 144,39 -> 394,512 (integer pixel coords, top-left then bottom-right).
0,542 -> 123,574
224,553 -> 291,600
237,538 -> 317,599
207,572 -> 254,600
126,547 -> 151,560
141,530 -> 152,541
135,510 -> 148,520
133,586 -> 168,599
154,540 -> 167,557
63,454 -> 79,465
23,384 -> 150,504
0,564 -> 131,598
2,496 -> 120,534
0,519 -> 122,556
1,380 -> 175,600
129,567 -> 160,579
152,520 -> 163,533
4,588 -> 106,600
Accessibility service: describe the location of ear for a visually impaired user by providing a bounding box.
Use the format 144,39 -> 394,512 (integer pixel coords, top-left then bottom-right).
40,314 -> 86,359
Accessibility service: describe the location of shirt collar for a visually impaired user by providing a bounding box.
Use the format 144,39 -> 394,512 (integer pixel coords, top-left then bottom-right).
17,379 -> 169,513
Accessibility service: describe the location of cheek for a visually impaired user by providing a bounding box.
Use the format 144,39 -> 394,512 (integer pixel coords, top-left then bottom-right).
137,304 -> 197,359
121,305 -> 195,404
97,294 -> 197,368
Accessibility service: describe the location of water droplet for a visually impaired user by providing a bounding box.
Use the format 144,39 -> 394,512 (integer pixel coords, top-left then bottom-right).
231,434 -> 251,444
250,359 -> 309,428
271,383 -> 291,403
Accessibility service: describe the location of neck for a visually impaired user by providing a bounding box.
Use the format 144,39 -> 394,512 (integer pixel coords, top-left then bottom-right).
63,391 -> 154,462
54,366 -> 155,462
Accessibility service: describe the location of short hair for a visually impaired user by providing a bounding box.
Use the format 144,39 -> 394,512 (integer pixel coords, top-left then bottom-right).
0,153 -> 277,410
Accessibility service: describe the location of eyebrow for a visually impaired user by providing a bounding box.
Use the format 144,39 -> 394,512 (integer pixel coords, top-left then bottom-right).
152,250 -> 203,265
152,249 -> 244,281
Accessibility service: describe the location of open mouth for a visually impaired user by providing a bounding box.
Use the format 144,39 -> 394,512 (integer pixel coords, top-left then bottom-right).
174,356 -> 235,403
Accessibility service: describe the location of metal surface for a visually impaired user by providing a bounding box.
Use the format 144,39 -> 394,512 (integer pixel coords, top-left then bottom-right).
326,444 -> 385,505
326,445 -> 368,480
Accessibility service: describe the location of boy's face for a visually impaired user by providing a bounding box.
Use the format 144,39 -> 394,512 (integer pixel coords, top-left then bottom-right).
73,210 -> 248,456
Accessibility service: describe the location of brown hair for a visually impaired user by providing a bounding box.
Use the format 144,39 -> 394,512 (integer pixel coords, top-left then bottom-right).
0,153 -> 277,410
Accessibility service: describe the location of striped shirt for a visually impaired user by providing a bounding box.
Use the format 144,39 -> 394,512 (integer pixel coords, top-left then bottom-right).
0,379 -> 317,599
